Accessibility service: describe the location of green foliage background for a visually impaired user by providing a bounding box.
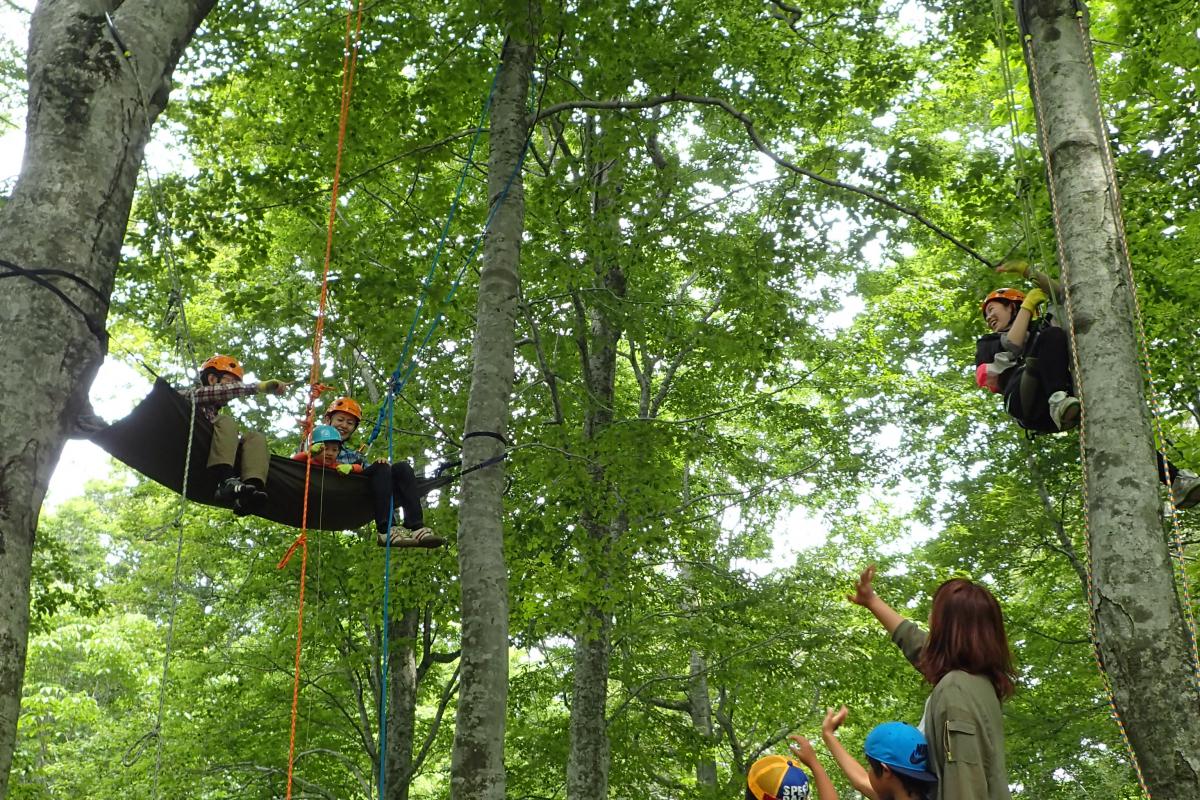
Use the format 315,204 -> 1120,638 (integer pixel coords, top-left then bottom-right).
5,0 -> 1199,797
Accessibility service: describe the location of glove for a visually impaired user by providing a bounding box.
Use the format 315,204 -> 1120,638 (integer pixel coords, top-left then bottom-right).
1021,287 -> 1047,314
258,379 -> 289,395
996,258 -> 1030,278
310,443 -> 323,455
336,464 -> 353,475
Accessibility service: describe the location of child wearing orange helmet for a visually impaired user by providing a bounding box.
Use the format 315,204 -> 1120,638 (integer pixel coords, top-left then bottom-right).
320,396 -> 443,548
977,263 -> 1200,507
188,354 -> 290,515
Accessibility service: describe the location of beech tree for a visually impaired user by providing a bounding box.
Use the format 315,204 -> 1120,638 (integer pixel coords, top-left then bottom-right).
1017,0 -> 1200,794
0,1 -> 215,793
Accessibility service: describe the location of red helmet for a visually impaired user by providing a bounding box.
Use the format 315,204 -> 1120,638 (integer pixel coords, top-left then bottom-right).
981,288 -> 1025,316
325,396 -> 362,421
200,354 -> 244,379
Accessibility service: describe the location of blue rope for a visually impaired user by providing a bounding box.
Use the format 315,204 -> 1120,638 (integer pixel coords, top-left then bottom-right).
375,64 -> 536,800
366,64 -> 502,449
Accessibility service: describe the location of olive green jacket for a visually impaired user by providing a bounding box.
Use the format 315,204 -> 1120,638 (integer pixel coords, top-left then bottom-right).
892,620 -> 1012,800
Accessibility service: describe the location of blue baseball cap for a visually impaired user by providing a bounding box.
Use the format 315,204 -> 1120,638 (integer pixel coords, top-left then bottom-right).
864,722 -> 937,783
746,754 -> 811,800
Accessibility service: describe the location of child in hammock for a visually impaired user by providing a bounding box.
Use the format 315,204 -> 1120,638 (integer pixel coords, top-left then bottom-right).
188,354 -> 290,515
976,261 -> 1200,508
291,424 -> 363,474
320,396 -> 444,548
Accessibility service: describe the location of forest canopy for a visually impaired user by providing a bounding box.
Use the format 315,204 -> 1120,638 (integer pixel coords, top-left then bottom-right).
1,0 -> 1198,798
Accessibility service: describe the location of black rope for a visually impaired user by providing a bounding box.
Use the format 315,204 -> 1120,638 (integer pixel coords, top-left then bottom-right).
0,258 -> 108,345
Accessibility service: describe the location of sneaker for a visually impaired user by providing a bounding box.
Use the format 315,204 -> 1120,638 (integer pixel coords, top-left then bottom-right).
215,477 -> 267,515
214,477 -> 244,504
1048,391 -> 1081,431
1171,471 -> 1200,510
233,484 -> 268,516
377,526 -> 445,549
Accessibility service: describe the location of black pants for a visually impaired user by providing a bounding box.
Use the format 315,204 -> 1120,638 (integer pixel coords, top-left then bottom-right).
364,462 -> 424,534
1003,327 -> 1074,433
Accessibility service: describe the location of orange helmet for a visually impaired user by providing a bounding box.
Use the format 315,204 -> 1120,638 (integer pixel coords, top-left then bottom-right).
981,288 -> 1025,316
325,396 -> 362,421
200,354 -> 244,379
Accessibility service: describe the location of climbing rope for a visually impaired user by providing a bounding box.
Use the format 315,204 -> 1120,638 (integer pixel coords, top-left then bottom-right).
372,63 -> 535,799
363,62 -> 503,450
274,2 -> 366,799
989,0 -> 1058,310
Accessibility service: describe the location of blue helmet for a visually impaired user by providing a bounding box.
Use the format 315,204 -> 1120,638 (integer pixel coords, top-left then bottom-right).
311,424 -> 342,446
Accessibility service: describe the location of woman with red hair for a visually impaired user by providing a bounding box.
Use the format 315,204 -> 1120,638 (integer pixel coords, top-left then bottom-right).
849,565 -> 1015,800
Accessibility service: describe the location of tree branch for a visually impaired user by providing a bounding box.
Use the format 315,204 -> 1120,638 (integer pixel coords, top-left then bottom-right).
532,93 -> 993,266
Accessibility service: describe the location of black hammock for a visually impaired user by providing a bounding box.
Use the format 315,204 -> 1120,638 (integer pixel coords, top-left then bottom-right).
90,379 -> 454,531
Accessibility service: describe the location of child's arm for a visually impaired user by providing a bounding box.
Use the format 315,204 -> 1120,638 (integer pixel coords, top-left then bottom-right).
787,735 -> 837,800
1004,288 -> 1045,349
190,383 -> 258,406
819,707 -> 878,800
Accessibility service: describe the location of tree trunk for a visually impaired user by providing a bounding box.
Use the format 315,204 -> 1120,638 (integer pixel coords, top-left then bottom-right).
0,1 -> 214,793
448,24 -> 534,800
565,117 -> 627,800
688,651 -> 718,796
384,609 -> 419,800
1019,1 -> 1200,795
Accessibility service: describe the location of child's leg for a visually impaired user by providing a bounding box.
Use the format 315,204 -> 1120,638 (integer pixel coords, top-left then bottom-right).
238,430 -> 270,489
390,462 -> 425,530
1003,368 -> 1056,432
208,416 -> 240,481
364,462 -> 394,534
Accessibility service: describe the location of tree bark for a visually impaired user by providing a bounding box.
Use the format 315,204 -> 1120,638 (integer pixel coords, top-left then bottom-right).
384,609 -> 419,800
448,24 -> 535,800
1019,1 -> 1200,796
566,117 -> 627,800
0,1 -> 214,793
688,651 -> 718,796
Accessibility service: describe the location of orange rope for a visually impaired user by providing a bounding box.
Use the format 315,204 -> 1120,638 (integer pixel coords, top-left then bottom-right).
276,2 -> 367,798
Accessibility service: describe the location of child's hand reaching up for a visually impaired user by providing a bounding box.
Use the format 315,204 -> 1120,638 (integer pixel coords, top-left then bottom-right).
787,734 -> 820,770
821,706 -> 849,738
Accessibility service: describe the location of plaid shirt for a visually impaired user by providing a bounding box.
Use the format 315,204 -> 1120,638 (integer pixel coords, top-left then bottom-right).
336,446 -> 368,466
183,382 -> 259,423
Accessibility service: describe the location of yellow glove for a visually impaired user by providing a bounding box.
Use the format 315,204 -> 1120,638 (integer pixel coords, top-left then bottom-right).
1021,287 -> 1047,314
258,379 -> 289,395
996,258 -> 1030,278
336,463 -> 353,475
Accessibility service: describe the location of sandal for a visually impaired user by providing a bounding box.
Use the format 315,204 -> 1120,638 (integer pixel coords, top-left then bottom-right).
376,526 -> 445,549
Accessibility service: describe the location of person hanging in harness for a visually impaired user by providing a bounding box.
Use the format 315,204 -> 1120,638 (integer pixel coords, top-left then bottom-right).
976,261 -> 1200,509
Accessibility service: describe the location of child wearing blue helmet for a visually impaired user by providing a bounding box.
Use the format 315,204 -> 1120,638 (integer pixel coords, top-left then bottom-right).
291,424 -> 363,474
783,707 -> 936,800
